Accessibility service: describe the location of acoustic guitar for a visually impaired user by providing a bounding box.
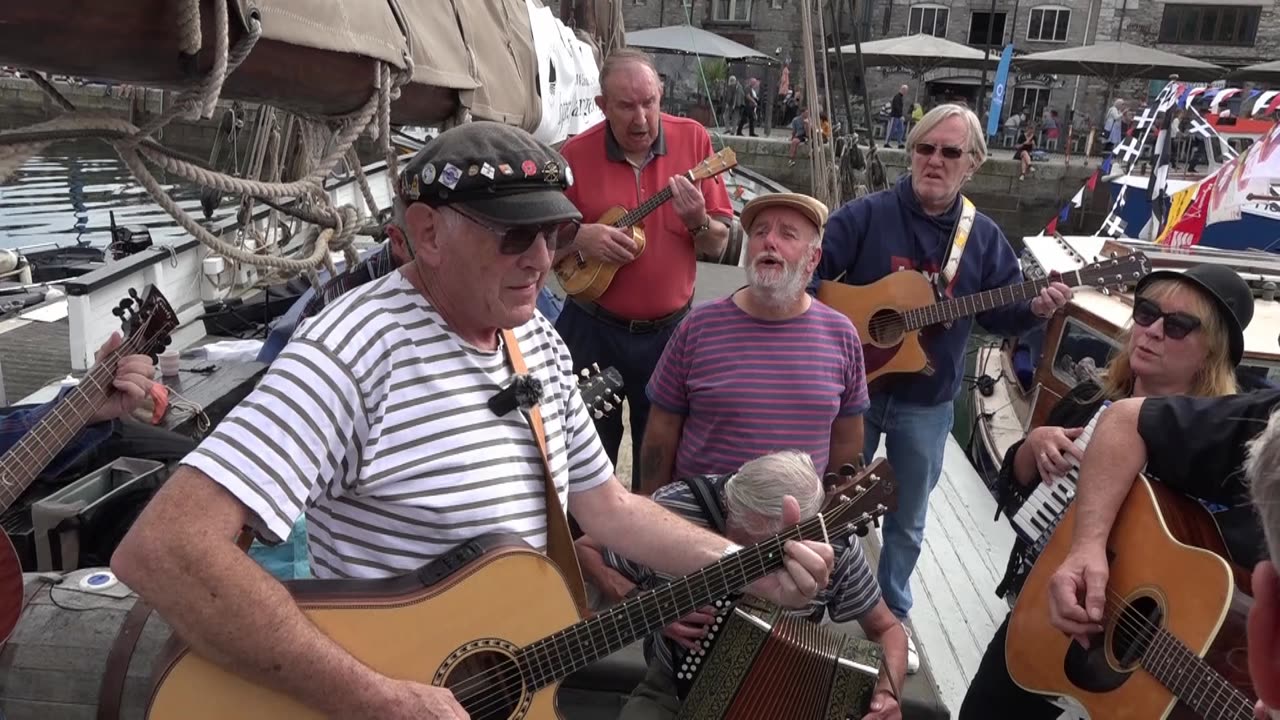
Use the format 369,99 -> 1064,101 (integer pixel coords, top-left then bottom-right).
145,459 -> 898,720
817,252 -> 1151,383
553,148 -> 738,303
1006,475 -> 1257,719
0,286 -> 177,644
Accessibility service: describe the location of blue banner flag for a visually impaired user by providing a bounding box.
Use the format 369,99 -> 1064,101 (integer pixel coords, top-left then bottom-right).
986,44 -> 1015,138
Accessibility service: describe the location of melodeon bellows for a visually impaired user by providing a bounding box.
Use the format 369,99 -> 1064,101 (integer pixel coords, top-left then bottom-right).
675,597 -> 881,720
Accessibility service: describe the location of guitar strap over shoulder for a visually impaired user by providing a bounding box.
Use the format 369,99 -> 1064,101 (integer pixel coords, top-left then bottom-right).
684,474 -> 732,536
934,196 -> 978,300
500,328 -> 590,614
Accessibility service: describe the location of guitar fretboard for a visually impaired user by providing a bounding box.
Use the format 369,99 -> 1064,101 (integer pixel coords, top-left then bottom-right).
612,182 -> 680,230
0,339 -> 141,511
1141,625 -> 1254,720
902,269 -> 1086,331
513,495 -> 883,690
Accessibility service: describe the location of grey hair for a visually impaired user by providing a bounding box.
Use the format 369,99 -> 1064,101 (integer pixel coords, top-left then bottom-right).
906,103 -> 988,167
725,451 -> 825,531
599,48 -> 659,95
1245,407 -> 1280,564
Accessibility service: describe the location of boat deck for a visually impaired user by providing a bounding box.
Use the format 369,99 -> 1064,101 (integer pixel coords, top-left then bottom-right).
0,307 -> 70,405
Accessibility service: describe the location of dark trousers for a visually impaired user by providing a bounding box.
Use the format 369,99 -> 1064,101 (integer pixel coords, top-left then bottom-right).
958,614 -> 1062,720
736,104 -> 756,136
554,300 -> 683,486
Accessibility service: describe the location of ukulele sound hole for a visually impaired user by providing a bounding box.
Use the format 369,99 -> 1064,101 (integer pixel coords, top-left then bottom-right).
867,309 -> 906,345
440,644 -> 527,720
1109,594 -> 1164,671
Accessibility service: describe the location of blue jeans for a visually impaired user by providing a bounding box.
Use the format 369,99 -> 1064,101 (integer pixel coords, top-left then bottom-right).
861,393 -> 955,619
886,117 -> 906,144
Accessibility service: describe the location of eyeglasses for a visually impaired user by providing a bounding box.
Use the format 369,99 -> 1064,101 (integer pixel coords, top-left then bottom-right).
913,143 -> 967,160
452,206 -> 580,256
1132,297 -> 1202,339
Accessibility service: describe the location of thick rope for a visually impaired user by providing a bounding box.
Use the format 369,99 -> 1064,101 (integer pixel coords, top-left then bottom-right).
349,147 -> 379,219
176,0 -> 203,57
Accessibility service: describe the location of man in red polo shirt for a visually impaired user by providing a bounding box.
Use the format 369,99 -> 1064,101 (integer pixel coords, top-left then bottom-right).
555,48 -> 733,484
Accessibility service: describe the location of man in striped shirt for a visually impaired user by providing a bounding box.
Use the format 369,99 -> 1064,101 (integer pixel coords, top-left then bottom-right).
112,122 -> 837,720
637,192 -> 869,496
580,451 -> 907,720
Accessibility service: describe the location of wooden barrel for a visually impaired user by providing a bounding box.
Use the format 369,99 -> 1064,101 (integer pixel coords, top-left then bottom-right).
0,568 -> 172,720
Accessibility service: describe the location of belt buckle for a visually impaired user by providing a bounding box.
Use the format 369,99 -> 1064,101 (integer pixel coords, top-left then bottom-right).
628,318 -> 653,333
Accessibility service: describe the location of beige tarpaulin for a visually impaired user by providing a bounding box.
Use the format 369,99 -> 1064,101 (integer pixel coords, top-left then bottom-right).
251,0 -> 547,129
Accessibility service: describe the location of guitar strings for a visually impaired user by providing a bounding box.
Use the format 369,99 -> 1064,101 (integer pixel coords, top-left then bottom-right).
444,504 -> 880,716
1090,585 -> 1254,717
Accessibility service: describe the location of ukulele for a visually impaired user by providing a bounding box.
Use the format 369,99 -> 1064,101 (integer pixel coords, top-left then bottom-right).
0,286 -> 177,644
554,148 -> 738,303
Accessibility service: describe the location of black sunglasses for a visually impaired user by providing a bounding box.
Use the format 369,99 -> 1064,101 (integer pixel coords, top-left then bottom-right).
914,142 -> 967,160
1132,296 -> 1202,339
454,207 -> 580,256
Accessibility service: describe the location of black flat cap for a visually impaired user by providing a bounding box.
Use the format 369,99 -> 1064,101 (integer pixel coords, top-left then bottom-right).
397,122 -> 582,225
1137,263 -> 1254,366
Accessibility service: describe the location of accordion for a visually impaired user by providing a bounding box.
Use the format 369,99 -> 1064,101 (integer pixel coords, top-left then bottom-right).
675,596 -> 882,720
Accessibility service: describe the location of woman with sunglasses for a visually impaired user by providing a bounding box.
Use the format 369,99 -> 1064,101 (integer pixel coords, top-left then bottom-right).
959,262 -> 1254,719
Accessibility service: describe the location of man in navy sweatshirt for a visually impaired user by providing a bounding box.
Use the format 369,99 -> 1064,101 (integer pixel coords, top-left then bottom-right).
810,103 -> 1073,671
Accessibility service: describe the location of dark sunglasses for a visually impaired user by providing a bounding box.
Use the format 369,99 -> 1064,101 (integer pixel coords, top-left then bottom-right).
914,142 -> 967,160
454,207 -> 580,255
1132,296 -> 1202,339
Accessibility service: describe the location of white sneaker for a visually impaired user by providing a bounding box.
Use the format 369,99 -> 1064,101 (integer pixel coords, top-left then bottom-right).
904,624 -> 921,674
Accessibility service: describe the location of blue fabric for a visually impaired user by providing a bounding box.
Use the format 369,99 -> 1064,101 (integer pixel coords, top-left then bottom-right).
0,392 -> 114,482
247,516 -> 311,580
812,175 -> 1044,406
861,393 -> 955,618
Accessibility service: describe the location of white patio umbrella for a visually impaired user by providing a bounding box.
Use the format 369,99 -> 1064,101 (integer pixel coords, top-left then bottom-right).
829,33 -> 994,76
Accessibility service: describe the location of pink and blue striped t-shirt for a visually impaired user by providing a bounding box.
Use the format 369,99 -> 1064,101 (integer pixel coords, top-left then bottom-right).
646,294 -> 870,481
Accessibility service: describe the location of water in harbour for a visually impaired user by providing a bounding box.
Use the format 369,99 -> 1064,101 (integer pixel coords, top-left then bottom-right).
0,140 -> 235,250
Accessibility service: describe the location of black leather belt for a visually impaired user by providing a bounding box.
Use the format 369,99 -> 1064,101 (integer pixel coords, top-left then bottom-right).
572,298 -> 691,334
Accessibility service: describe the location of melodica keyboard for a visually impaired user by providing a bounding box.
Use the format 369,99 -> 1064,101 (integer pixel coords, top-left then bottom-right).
1009,401 -> 1110,570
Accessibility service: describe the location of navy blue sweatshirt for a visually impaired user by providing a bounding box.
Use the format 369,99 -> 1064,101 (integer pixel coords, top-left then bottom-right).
809,175 -> 1044,406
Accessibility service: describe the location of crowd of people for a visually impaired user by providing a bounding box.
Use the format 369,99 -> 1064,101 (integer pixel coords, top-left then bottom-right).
2,45 -> 1276,720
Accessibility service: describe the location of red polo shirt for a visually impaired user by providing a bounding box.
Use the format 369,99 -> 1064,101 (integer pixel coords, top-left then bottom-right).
560,114 -> 733,321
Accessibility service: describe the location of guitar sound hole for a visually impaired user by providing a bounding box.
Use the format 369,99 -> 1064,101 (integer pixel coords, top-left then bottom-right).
1109,594 -> 1163,671
444,649 -> 525,720
867,309 -> 905,345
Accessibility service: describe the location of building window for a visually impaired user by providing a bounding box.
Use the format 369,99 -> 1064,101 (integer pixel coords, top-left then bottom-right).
713,0 -> 751,22
1027,7 -> 1070,42
1159,5 -> 1259,46
1010,86 -> 1052,121
771,0 -> 785,8
909,4 -> 950,37
968,11 -> 1007,46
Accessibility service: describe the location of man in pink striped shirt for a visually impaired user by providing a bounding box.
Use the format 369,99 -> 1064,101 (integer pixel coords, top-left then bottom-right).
636,193 -> 869,496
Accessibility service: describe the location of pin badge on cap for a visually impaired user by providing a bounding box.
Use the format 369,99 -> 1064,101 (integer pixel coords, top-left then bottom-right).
440,163 -> 463,190
420,163 -> 438,186
564,165 -> 574,187
481,163 -> 496,180
544,160 -> 561,184
498,163 -> 514,176
407,173 -> 421,199
522,160 -> 538,177
467,164 -> 480,177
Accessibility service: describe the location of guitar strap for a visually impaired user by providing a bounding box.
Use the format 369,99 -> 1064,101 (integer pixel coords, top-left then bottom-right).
934,196 -> 978,301
500,328 -> 590,614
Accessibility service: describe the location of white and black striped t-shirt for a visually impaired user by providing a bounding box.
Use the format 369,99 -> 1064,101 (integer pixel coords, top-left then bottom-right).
184,271 -> 614,579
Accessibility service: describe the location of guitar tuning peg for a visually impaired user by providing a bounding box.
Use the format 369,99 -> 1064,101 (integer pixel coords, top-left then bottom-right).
112,306 -> 125,318
579,368 -> 590,378
128,288 -> 140,299
603,401 -> 615,412
855,524 -> 870,538
839,463 -> 857,478
592,409 -> 603,419
119,298 -> 134,310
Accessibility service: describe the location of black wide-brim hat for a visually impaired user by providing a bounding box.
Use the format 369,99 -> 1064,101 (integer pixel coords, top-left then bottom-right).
398,121 -> 582,226
1135,263 -> 1254,366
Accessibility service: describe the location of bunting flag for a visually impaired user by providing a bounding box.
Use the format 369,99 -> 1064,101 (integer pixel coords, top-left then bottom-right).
1059,204 -> 1071,223
1071,187 -> 1086,208
1160,182 -> 1213,249
1145,94 -> 1176,238
1085,170 -> 1099,191
1102,214 -> 1128,237
1134,106 -> 1159,130
1155,181 -> 1201,245
1099,155 -> 1113,175
1045,215 -> 1059,235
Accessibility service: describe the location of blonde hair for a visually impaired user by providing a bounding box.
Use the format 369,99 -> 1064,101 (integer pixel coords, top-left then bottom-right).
1096,278 -> 1239,401
1245,408 -> 1280,564
906,103 -> 988,167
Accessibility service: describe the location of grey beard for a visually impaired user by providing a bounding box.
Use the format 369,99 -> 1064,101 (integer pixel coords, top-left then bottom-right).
746,260 -> 809,310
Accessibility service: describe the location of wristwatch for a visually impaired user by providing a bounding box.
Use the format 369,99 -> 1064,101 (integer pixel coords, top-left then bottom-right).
688,217 -> 711,236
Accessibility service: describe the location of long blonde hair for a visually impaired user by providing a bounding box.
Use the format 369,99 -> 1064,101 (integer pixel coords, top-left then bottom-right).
1096,278 -> 1239,401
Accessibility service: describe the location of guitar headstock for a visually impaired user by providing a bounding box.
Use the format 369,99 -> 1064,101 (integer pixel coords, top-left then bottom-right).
1078,251 -> 1151,294
686,148 -> 738,183
577,363 -> 624,421
113,286 -> 179,360
820,458 -> 897,540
